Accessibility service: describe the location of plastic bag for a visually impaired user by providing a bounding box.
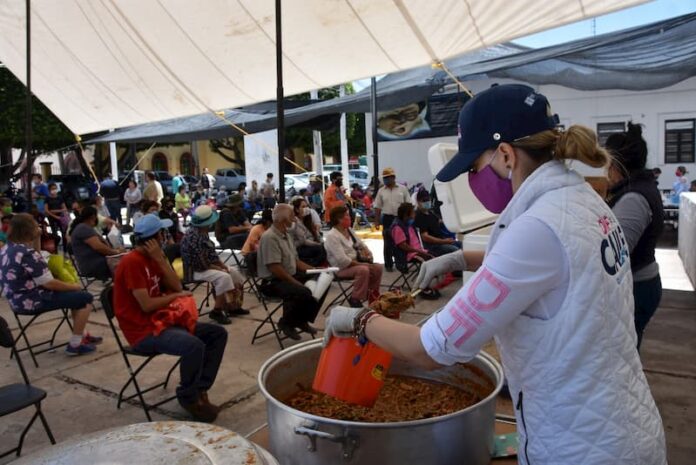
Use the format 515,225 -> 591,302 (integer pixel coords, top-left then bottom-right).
107,225 -> 124,249
305,271 -> 334,300
47,254 -> 79,284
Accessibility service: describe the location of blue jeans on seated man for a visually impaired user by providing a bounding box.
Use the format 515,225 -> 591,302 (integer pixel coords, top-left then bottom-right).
425,241 -> 462,257
134,322 -> 228,405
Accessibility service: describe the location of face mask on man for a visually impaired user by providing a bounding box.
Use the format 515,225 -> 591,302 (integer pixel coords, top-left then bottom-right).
301,207 -> 311,217
468,151 -> 513,214
421,201 -> 432,210
335,178 -> 343,187
50,190 -> 58,196
384,177 -> 395,186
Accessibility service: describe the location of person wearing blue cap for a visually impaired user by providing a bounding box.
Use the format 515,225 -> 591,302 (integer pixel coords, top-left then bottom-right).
323,85 -> 666,464
113,213 -> 228,422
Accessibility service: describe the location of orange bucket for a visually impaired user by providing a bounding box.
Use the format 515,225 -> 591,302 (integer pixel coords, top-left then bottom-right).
312,337 -> 392,407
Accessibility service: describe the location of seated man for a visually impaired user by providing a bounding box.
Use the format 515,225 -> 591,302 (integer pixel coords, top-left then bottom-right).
216,194 -> 252,251
181,205 -> 248,326
113,214 -> 228,422
257,204 -> 328,340
414,190 -> 462,257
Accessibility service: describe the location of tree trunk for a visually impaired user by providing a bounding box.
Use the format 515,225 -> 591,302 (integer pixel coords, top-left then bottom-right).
0,144 -> 13,190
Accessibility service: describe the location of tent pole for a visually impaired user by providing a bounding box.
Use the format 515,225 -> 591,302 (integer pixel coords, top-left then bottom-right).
25,0 -> 32,205
370,77 -> 379,194
275,0 -> 285,203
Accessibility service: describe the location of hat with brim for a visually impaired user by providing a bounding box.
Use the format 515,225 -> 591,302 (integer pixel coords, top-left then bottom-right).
224,193 -> 243,208
436,84 -> 559,183
134,213 -> 173,238
190,205 -> 219,228
382,167 -> 396,177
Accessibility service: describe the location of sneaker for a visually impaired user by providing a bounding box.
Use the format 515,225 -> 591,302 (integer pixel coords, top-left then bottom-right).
65,342 -> 96,356
278,321 -> 302,340
226,307 -> 250,316
298,322 -> 318,335
179,397 -> 218,423
209,309 -> 231,325
419,288 -> 441,300
82,333 -> 103,345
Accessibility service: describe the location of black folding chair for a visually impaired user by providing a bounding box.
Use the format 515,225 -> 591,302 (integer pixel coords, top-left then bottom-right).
8,302 -> 73,368
322,276 -> 355,314
164,243 -> 215,316
0,316 -> 56,459
67,251 -> 112,295
100,286 -> 180,421
216,233 -> 256,297
246,252 -> 288,350
388,259 -> 421,292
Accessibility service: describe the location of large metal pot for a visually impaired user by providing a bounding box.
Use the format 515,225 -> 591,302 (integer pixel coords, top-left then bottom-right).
258,340 -> 503,465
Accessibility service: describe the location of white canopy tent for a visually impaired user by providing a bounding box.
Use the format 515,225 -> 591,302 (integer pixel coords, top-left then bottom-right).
0,0 -> 646,136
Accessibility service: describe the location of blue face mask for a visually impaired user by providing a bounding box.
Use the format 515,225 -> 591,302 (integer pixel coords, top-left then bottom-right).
421,201 -> 431,210
406,218 -> 415,226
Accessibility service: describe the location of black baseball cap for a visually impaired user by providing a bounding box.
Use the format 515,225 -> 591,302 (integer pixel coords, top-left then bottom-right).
436,84 -> 560,182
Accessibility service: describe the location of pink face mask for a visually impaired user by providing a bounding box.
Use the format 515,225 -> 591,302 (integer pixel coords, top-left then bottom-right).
468,153 -> 513,213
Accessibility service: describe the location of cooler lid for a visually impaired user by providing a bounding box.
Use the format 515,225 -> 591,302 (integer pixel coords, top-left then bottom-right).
428,143 -> 497,233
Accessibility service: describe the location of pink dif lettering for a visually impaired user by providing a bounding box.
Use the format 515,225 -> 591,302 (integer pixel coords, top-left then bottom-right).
466,268 -> 510,311
445,298 -> 483,348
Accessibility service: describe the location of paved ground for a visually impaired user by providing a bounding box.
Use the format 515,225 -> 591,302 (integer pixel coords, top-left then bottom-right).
0,233 -> 694,464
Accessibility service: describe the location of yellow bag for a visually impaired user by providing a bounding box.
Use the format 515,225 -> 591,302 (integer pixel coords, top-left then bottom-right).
172,258 -> 184,281
47,255 -> 79,284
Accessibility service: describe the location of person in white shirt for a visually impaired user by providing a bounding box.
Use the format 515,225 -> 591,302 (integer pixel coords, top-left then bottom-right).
325,205 -> 383,307
323,84 -> 666,465
202,168 -> 216,198
260,173 -> 276,209
373,167 -> 411,271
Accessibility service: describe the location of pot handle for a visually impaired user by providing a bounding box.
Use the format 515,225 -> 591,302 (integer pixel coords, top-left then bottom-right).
294,423 -> 359,461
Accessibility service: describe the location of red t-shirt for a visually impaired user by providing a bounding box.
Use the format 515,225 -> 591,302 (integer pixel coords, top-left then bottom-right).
113,250 -> 164,346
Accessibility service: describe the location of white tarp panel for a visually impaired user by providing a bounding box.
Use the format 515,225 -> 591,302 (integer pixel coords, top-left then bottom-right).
0,0 -> 645,135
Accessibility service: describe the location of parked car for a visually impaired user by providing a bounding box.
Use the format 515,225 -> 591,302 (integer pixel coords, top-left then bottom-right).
47,174 -> 94,206
215,168 -> 246,192
349,169 -> 369,189
285,173 -> 312,192
182,175 -> 199,188
284,177 -> 297,199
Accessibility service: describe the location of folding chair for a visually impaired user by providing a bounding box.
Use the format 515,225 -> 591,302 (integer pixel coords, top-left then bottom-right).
67,250 -> 112,295
216,233 -> 256,297
0,316 -> 56,459
388,260 -> 421,292
164,244 -> 215,317
100,286 -> 180,422
322,276 -> 355,314
246,252 -> 289,350
8,302 -> 73,368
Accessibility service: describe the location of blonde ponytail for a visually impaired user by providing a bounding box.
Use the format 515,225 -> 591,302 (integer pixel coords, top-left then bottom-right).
554,125 -> 609,168
511,125 -> 610,169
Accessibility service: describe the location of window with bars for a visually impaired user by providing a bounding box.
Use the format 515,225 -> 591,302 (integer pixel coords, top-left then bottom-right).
596,122 -> 626,147
665,119 -> 695,164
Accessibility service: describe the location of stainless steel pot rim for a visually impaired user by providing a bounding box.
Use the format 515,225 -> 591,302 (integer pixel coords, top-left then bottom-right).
257,339 -> 504,429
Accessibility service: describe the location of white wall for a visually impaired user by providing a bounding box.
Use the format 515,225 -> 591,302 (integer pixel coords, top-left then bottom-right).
678,193 -> 696,288
366,76 -> 696,190
243,129 -> 278,187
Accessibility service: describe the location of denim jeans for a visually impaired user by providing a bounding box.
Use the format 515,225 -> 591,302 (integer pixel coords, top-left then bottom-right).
134,322 -> 228,404
633,274 -> 662,350
105,198 -> 122,223
425,242 -> 462,257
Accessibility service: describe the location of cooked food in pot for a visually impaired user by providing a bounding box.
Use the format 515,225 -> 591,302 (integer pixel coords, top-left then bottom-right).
286,375 -> 482,422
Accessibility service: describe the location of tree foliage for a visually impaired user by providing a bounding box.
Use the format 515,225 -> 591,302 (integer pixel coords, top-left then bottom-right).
0,66 -> 74,184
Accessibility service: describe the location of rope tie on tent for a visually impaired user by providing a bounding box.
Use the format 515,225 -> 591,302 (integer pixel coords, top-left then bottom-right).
212,110 -> 311,175
74,134 -> 101,192
431,61 -> 474,98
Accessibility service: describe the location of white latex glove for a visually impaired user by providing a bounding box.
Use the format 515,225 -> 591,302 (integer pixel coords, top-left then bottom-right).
414,250 -> 467,290
322,306 -> 364,347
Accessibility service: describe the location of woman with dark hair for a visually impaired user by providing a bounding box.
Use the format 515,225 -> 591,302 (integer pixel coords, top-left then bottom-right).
606,122 -> 665,350
290,197 -> 326,267
325,205 -> 383,307
241,208 -> 273,256
124,179 -> 142,226
0,213 -> 100,355
69,206 -> 125,280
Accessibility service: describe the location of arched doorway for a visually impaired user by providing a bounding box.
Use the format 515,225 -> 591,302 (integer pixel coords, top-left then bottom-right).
180,152 -> 194,175
152,152 -> 168,172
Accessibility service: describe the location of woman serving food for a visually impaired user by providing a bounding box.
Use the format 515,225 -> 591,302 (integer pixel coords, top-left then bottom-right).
324,84 -> 666,465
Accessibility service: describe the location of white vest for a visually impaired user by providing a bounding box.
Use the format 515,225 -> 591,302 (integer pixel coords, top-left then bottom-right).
488,161 -> 666,465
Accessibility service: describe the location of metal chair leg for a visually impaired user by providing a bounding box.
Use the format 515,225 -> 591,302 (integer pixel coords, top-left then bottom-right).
36,404 -> 56,445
